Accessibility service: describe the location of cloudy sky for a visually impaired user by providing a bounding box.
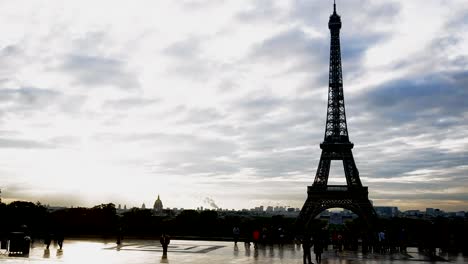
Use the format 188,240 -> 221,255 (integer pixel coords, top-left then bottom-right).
0,0 -> 467,211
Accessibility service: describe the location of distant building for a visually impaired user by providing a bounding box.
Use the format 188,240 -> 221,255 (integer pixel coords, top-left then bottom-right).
46,206 -> 68,212
434,208 -> 444,217
153,195 -> 163,212
456,211 -> 465,217
426,208 -> 435,216
403,210 -> 421,217
274,206 -> 286,212
142,203 -> 146,209
329,212 -> 343,225
374,206 -> 399,218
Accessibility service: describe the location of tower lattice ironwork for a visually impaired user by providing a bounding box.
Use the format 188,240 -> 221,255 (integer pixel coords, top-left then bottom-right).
297,2 -> 376,228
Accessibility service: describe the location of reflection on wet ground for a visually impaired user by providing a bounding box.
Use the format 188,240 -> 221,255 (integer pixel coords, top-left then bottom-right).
1,238 -> 467,263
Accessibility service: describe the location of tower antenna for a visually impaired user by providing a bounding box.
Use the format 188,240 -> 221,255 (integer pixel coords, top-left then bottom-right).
334,0 -> 337,13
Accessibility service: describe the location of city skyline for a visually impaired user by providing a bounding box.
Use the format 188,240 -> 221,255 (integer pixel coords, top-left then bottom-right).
0,0 -> 467,211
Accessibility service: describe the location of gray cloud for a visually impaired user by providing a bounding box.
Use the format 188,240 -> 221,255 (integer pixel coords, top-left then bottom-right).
162,37 -> 227,81
361,71 -> 468,122
2,183 -> 82,206
250,28 -> 327,74
236,1 -> 287,23
0,138 -> 55,149
0,87 -> 60,106
61,55 -> 140,89
177,0 -> 227,11
0,87 -> 86,116
175,107 -> 225,125
291,0 -> 400,31
103,97 -> 159,110
164,37 -> 202,59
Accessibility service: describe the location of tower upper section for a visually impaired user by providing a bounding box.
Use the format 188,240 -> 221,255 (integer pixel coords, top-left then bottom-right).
328,1 -> 342,30
323,1 -> 350,145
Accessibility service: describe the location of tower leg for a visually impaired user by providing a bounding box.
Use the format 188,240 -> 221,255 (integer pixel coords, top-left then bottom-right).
343,151 -> 362,186
313,156 -> 331,186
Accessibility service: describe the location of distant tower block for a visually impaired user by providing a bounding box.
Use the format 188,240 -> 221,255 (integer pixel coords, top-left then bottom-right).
153,195 -> 163,212
297,2 -> 376,229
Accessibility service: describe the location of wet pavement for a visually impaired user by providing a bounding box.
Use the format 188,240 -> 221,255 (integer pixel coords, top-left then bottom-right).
1,239 -> 467,263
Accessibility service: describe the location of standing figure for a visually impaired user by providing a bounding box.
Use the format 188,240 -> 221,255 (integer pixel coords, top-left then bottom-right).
160,234 -> 171,257
336,234 -> 343,253
302,235 -> 313,264
278,227 -> 285,246
56,232 -> 64,250
378,230 -> 386,253
116,227 -> 123,245
252,229 -> 260,249
232,226 -> 240,244
314,237 -> 323,263
44,233 -> 51,250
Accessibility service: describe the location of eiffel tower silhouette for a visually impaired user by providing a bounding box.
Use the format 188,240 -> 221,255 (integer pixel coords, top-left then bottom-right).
297,1 -> 377,228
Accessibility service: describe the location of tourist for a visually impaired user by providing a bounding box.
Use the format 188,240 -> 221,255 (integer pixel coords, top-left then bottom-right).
277,227 -> 285,246
116,227 -> 123,245
302,234 -> 313,264
44,233 -> 51,250
56,232 -> 64,250
378,230 -> 386,253
232,226 -> 240,244
160,233 -> 170,257
252,229 -> 260,248
314,236 -> 323,264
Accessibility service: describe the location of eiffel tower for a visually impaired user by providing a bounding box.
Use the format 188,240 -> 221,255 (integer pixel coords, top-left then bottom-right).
297,1 -> 376,228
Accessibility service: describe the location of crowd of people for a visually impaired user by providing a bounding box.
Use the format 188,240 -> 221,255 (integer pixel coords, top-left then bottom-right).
229,226 -> 417,264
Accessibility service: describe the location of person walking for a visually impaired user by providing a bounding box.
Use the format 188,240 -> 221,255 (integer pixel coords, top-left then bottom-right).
378,230 -> 386,253
56,232 -> 64,250
160,234 -> 171,257
314,237 -> 323,264
252,229 -> 260,249
232,226 -> 240,244
44,233 -> 51,250
302,235 -> 313,264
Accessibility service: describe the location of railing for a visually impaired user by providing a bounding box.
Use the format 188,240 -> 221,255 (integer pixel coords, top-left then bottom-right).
308,185 -> 368,192
327,185 -> 348,191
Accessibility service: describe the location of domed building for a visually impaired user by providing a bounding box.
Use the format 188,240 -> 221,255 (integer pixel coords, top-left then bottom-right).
153,195 -> 163,212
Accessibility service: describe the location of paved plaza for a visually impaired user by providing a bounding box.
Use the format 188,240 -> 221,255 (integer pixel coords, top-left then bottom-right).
0,239 -> 467,263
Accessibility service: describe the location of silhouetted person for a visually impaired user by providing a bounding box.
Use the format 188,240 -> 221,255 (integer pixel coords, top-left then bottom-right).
56,233 -> 64,250
378,230 -> 386,253
336,233 -> 343,253
252,229 -> 260,248
116,227 -> 123,245
233,226 -> 240,244
44,233 -> 51,250
160,234 -> 170,257
398,228 -> 407,252
261,226 -> 268,245
314,237 -> 323,263
244,237 -> 251,248
302,235 -> 313,264
278,227 -> 285,246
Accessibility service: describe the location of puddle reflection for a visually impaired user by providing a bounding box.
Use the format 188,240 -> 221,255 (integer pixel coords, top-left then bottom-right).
160,255 -> 169,263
